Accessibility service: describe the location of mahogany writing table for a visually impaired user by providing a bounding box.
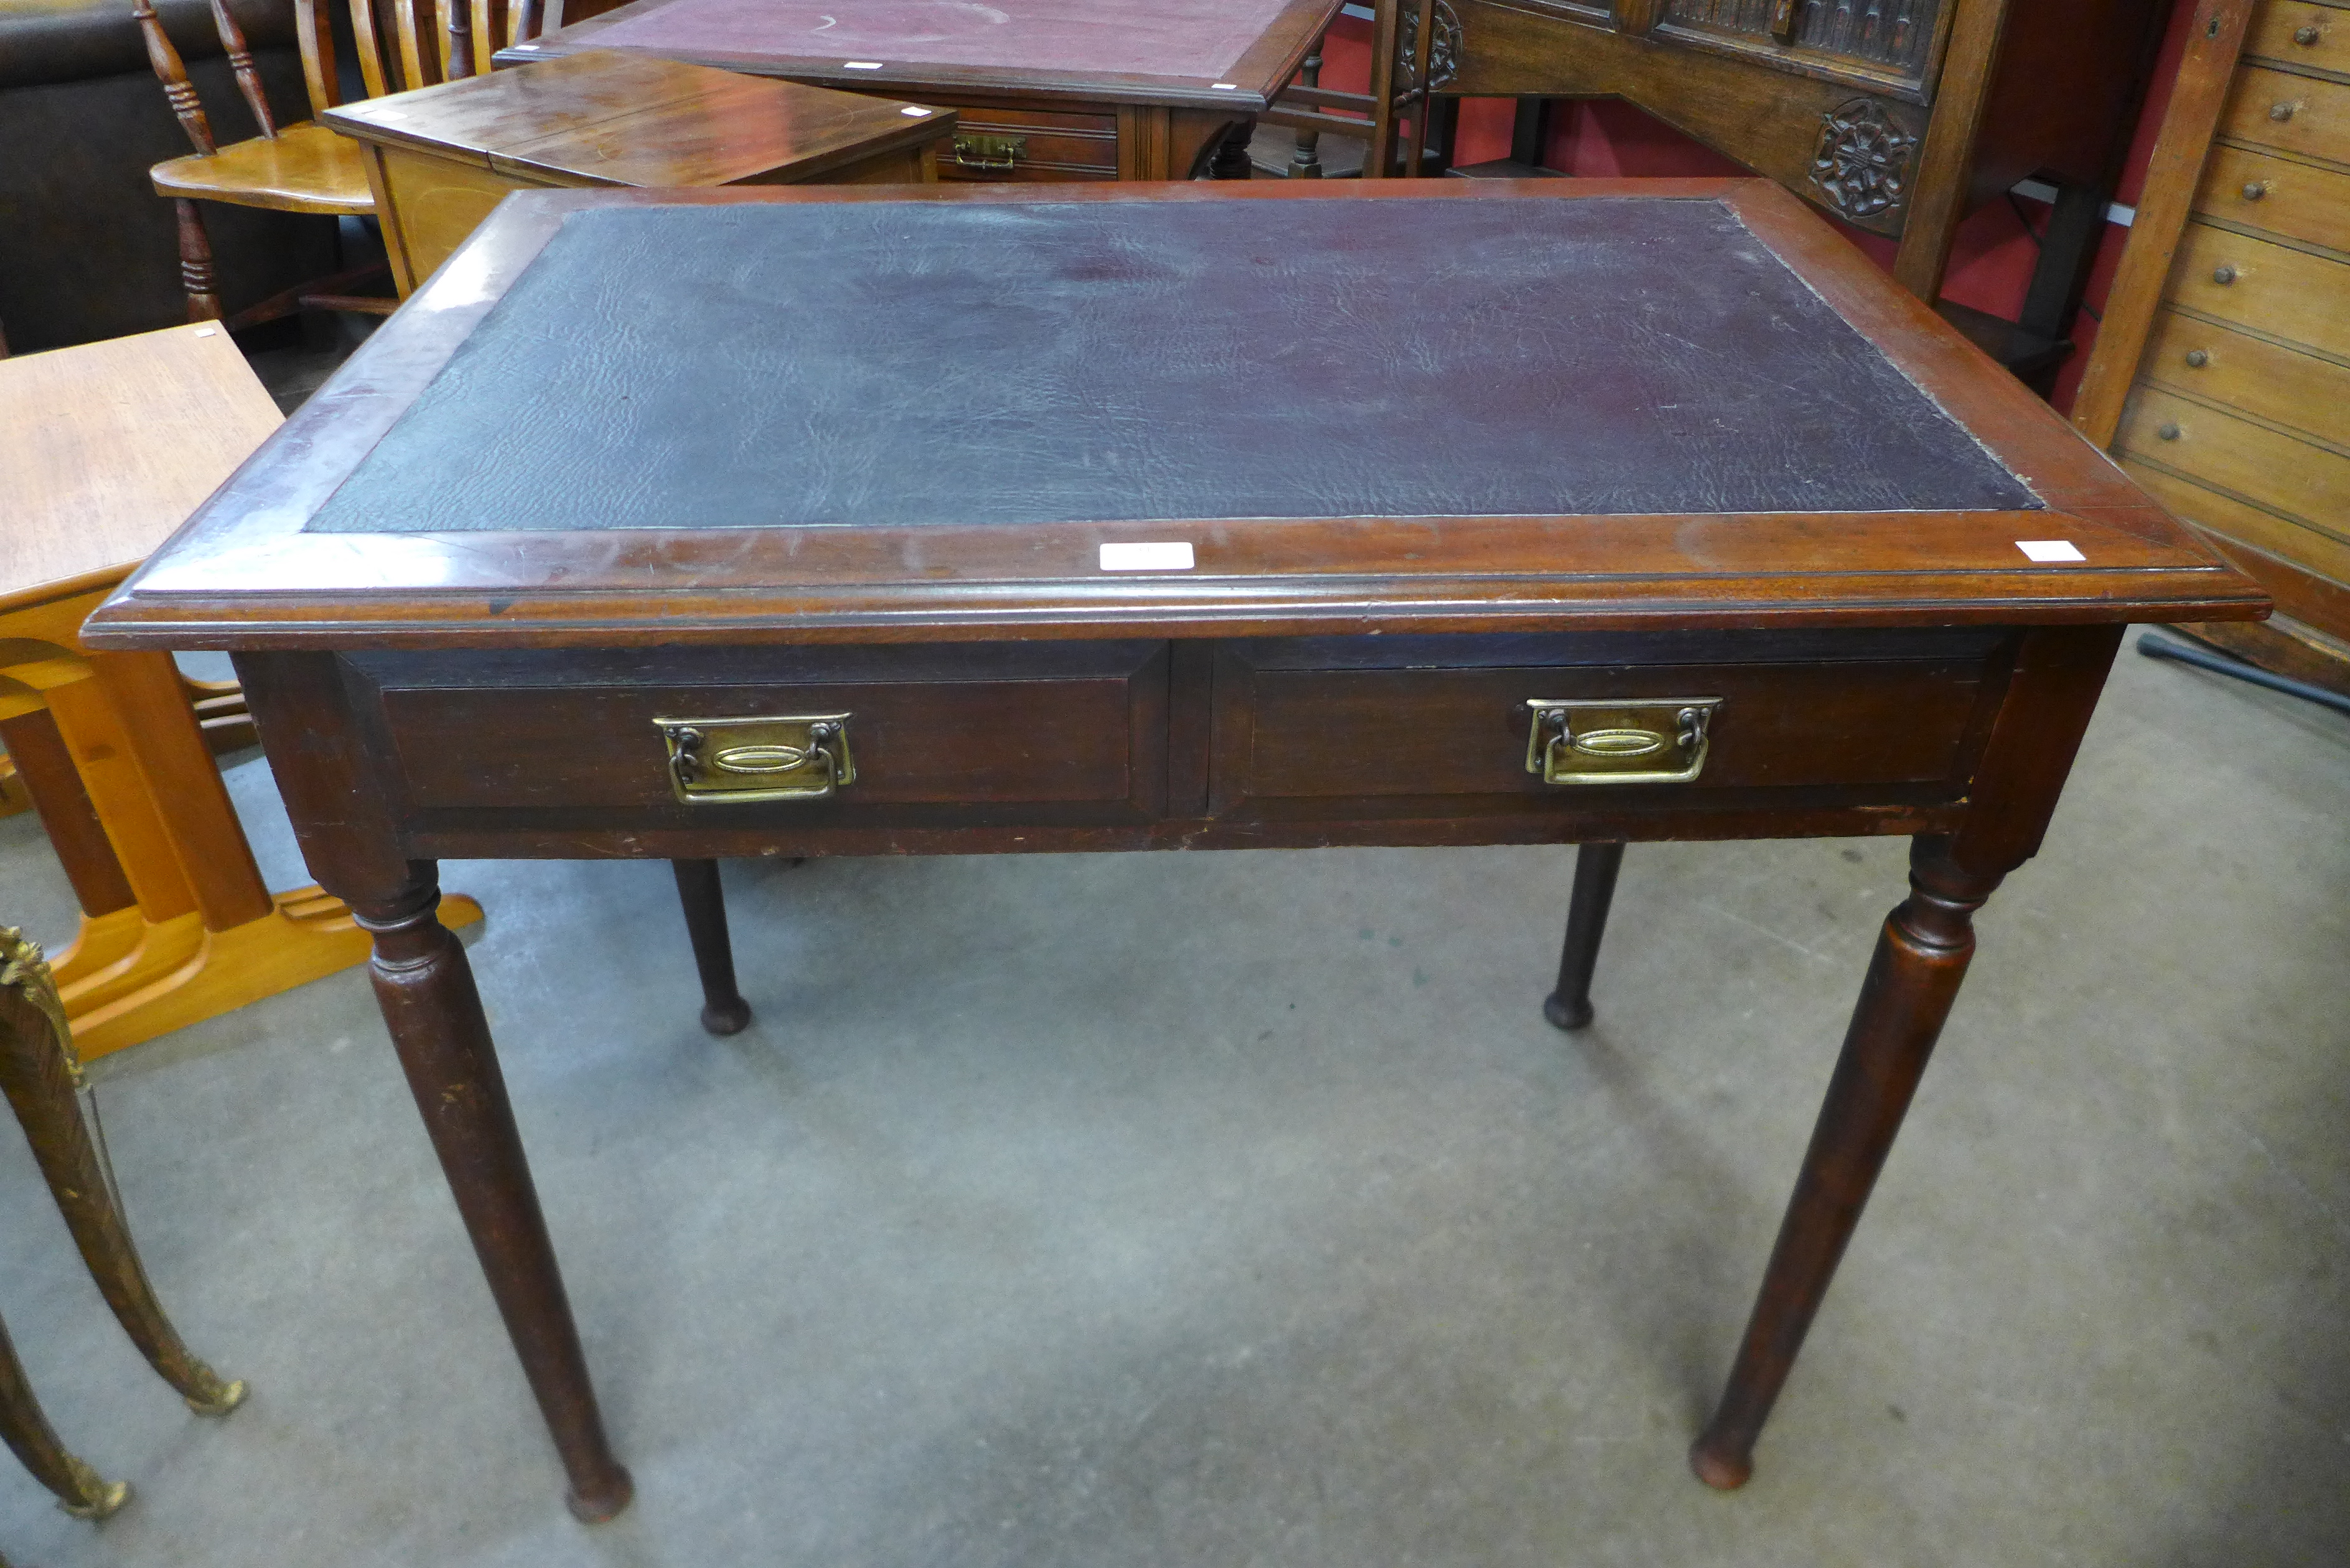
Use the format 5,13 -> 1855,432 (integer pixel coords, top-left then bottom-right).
502,0 -> 1339,180
84,180 -> 2266,1519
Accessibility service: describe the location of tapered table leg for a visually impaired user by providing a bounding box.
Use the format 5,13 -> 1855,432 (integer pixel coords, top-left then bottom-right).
357,872 -> 632,1521
1544,841 -> 1624,1031
1691,836 -> 2000,1489
0,1309 -> 127,1519
670,859 -> 751,1036
0,930 -> 243,1415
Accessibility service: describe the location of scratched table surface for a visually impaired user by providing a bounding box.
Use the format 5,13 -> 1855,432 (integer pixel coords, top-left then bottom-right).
578,0 -> 1298,84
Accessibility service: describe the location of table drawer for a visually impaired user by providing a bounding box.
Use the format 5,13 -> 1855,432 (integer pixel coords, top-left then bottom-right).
2221,65 -> 2350,165
938,106 -> 1119,180
1206,635 -> 2006,819
2167,222 -> 2350,360
2140,307 -> 2350,449
353,643 -> 1166,818
2196,143 -> 2350,254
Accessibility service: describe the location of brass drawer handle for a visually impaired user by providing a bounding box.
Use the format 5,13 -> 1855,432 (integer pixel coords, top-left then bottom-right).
1524,698 -> 1720,786
950,133 -> 1026,171
655,714 -> 854,804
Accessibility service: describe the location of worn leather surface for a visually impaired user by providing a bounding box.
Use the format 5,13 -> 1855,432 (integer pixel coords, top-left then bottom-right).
310,197 -> 2040,535
589,0 -> 1289,81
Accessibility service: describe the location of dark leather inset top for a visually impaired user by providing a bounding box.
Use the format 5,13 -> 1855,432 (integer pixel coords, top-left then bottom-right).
307,196 -> 2040,536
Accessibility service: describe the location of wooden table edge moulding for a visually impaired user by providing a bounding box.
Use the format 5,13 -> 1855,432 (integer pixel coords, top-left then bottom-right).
0,323 -> 482,1062
83,178 -> 2268,1519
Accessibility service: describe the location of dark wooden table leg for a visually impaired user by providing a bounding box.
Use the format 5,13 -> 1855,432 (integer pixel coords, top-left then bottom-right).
356,868 -> 634,1522
0,930 -> 244,1416
1544,840 -> 1624,1031
670,859 -> 751,1036
1690,835 -> 2001,1488
1208,118 -> 1257,179
0,1309 -> 128,1519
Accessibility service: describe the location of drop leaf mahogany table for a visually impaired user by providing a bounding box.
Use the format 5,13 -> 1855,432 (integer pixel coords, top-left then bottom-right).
84,179 -> 2267,1518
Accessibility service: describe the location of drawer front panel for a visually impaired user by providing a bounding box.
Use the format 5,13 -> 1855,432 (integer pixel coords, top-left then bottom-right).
2196,143 -> 2350,253
2141,308 -> 2350,448
2222,64 -> 2350,164
2168,222 -> 2350,358
361,644 -> 1166,815
2122,457 -> 2350,589
2246,0 -> 2349,72
937,105 -> 1119,180
1210,646 -> 1999,817
2118,386 -> 2350,527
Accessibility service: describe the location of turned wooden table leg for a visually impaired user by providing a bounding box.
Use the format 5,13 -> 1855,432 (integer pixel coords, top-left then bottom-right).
0,1309 -> 127,1519
174,200 -> 222,323
0,931 -> 243,1415
1544,840 -> 1624,1032
356,869 -> 632,1521
670,859 -> 751,1036
1690,836 -> 2001,1489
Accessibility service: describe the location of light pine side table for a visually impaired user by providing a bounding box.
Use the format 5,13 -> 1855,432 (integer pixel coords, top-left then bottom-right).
0,323 -> 482,1060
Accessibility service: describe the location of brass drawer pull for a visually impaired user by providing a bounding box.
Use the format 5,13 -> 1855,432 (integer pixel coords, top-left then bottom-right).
655,714 -> 854,804
1524,698 -> 1721,786
950,133 -> 1026,172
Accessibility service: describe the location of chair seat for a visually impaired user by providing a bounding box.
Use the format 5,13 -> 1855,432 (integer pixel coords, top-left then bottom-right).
151,122 -> 374,216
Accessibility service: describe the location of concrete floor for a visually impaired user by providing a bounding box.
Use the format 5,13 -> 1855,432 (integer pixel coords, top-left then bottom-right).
0,638 -> 2343,1566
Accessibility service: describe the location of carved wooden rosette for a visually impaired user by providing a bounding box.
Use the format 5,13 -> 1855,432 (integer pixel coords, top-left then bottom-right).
1809,97 -> 1918,218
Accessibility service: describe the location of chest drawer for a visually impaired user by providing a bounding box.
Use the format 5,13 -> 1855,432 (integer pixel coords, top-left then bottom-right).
1205,635 -> 2009,822
2118,385 -> 2350,527
2246,0 -> 2349,72
2168,222 -> 2350,359
2141,308 -> 2350,448
2196,143 -> 2350,253
350,643 -> 1168,821
2222,65 -> 2350,164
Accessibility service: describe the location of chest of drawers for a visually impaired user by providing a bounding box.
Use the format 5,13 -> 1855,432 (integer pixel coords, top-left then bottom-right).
2076,0 -> 2350,694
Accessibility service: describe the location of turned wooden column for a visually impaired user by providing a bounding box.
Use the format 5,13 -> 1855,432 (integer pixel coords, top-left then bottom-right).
1544,840 -> 1624,1032
355,869 -> 634,1521
1690,836 -> 1997,1487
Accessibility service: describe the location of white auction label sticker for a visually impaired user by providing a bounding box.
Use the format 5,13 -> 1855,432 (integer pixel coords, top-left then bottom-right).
2016,540 -> 2086,562
1100,541 -> 1196,572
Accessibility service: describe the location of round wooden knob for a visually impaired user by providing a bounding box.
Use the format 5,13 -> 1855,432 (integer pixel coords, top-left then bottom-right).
2213,264 -> 2238,284
2242,181 -> 2268,200
2294,23 -> 2321,44
2157,423 -> 2182,441
2185,348 -> 2209,367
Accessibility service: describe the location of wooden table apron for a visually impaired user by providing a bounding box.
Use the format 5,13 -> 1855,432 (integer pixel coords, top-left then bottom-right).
82,180 -> 2267,1518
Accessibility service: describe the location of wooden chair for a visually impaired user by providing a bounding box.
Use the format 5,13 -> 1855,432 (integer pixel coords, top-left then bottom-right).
0,928 -> 245,1526
133,0 -> 545,325
1258,0 -> 1458,179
